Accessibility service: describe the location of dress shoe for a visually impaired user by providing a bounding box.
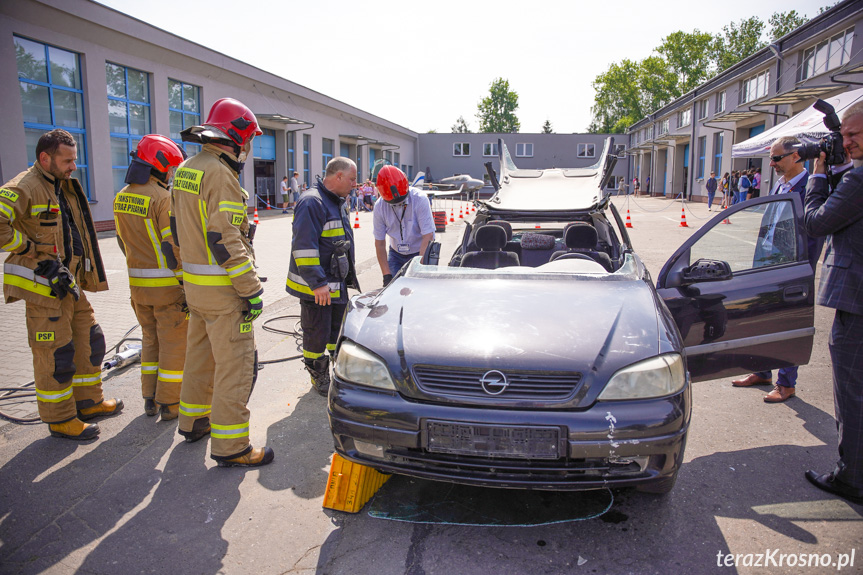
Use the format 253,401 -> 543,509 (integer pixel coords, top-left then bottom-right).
178,417 -> 211,443
731,373 -> 772,387
216,446 -> 275,468
805,470 -> 863,505
78,398 -> 124,421
159,404 -> 179,421
144,398 -> 159,416
49,418 -> 100,440
764,384 -> 795,403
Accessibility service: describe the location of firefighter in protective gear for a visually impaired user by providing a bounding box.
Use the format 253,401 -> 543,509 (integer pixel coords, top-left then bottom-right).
286,157 -> 359,396
114,134 -> 187,421
0,129 -> 122,440
172,98 -> 273,468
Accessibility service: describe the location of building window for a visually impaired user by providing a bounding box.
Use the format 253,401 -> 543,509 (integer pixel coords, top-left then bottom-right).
168,79 -> 201,156
106,62 -> 151,193
287,131 -> 296,177
659,119 -> 670,135
394,152 -> 400,167
516,143 -> 534,157
482,142 -> 498,156
453,142 -> 470,156
712,132 -> 723,176
646,125 -> 654,140
802,27 -> 855,80
613,144 -> 626,156
697,99 -> 708,120
303,133 -> 311,186
322,138 -> 334,169
355,147 -> 362,182
407,165 -> 413,180
15,36 -> 90,197
678,109 -> 691,128
740,70 -> 770,104
697,136 -> 706,179
716,91 -> 726,114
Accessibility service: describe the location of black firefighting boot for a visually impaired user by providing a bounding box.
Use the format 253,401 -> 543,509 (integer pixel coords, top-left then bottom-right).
49,418 -> 100,440
159,403 -> 179,421
144,398 -> 158,416
77,398 -> 124,422
179,417 -> 211,443
304,356 -> 330,397
216,446 -> 275,468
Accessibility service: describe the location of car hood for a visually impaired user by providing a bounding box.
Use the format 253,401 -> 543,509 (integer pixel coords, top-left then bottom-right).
346,273 -> 662,378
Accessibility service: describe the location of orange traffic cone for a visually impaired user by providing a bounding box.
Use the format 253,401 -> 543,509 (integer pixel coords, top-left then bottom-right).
353,210 -> 360,229
471,204 -> 476,214
449,209 -> 454,223
722,204 -> 731,225
678,207 -> 688,228
459,206 -> 464,219
534,224 -> 542,229
265,199 -> 271,210
625,209 -> 633,228
254,207 -> 260,225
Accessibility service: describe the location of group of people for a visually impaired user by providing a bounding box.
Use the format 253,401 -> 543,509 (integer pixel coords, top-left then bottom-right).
280,172 -> 302,213
707,168 -> 763,210
348,181 -> 377,213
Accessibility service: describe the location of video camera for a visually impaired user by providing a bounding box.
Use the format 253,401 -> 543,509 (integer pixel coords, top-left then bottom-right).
794,99 -> 846,165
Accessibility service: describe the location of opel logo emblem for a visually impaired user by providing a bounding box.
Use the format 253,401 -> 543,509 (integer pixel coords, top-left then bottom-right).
480,370 -> 508,395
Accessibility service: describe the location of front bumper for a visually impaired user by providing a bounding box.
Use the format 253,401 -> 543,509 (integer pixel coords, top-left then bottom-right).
328,379 -> 691,491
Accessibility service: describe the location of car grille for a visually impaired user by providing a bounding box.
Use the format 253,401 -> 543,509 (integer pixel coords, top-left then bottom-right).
412,366 -> 581,401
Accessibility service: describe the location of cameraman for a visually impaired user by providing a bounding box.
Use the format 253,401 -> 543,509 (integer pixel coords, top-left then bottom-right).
803,101 -> 863,505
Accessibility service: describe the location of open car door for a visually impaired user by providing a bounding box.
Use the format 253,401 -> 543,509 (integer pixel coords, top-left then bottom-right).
656,194 -> 815,383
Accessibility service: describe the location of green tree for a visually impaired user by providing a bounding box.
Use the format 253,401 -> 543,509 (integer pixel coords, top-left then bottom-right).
657,30 -> 716,93
451,115 -> 471,133
711,17 -> 767,72
476,78 -> 520,133
639,55 -> 680,111
542,120 -> 553,134
589,59 -> 645,133
769,10 -> 808,40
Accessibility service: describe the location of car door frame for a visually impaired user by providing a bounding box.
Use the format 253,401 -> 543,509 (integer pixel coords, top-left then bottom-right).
656,194 -> 815,383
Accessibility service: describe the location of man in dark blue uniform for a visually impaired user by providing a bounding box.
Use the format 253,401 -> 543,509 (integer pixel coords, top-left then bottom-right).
286,157 -> 359,395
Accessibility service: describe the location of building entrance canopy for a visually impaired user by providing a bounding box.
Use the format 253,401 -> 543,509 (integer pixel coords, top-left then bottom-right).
732,87 -> 863,157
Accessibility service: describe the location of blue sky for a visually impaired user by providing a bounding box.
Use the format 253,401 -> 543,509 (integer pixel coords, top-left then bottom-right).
98,0 -> 828,134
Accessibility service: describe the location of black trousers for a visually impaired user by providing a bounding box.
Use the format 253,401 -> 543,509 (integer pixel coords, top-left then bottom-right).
300,299 -> 346,361
830,309 -> 863,489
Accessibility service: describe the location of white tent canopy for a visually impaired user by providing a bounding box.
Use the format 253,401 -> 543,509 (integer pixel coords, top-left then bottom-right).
732,87 -> 863,157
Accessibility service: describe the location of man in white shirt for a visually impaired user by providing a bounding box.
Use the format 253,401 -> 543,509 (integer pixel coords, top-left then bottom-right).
372,166 -> 435,285
280,176 -> 290,213
289,171 -> 300,208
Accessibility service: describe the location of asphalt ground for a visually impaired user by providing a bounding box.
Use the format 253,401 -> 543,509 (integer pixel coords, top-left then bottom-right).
0,196 -> 860,575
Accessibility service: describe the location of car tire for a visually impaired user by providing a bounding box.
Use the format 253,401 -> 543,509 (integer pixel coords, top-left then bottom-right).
635,471 -> 678,495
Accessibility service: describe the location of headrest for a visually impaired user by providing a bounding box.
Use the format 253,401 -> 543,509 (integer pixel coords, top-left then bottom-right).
475,225 -> 507,251
487,220 -> 513,240
564,223 -> 598,250
520,233 -> 556,250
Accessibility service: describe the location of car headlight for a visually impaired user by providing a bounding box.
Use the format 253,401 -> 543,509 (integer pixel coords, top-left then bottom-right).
598,354 -> 686,400
333,340 -> 396,391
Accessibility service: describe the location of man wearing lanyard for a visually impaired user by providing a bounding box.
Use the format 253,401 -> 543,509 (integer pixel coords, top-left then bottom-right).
731,136 -> 823,402
372,166 -> 435,286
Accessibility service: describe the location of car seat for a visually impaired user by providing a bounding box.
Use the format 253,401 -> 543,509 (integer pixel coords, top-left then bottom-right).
550,223 -> 614,271
460,225 -> 520,269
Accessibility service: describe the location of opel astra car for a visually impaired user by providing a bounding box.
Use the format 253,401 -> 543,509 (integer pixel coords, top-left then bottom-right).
327,140 -> 815,494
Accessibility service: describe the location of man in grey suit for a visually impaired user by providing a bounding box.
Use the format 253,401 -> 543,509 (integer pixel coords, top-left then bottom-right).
731,137 -> 824,402
803,102 -> 863,505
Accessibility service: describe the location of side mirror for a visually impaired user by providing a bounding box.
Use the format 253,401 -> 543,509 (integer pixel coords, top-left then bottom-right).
681,259 -> 732,284
422,241 -> 441,266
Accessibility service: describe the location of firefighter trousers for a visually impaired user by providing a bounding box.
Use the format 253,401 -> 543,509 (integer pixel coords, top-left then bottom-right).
26,290 -> 107,424
179,301 -> 258,459
131,293 -> 188,407
300,299 -> 346,363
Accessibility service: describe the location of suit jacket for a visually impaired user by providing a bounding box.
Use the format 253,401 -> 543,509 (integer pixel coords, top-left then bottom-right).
805,166 -> 863,315
782,172 -> 824,272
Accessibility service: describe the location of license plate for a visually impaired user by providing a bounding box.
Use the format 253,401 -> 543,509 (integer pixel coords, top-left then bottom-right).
425,421 -> 560,459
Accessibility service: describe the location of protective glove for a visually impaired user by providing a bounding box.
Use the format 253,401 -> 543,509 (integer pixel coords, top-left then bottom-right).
383,274 -> 393,286
35,259 -> 78,300
244,295 -> 263,322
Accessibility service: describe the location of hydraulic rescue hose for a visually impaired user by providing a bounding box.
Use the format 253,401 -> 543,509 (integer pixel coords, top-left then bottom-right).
259,315 -> 304,364
0,324 -> 143,424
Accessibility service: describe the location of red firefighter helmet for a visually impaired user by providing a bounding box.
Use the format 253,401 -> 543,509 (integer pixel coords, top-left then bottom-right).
375,165 -> 409,204
200,98 -> 263,146
134,134 -> 185,173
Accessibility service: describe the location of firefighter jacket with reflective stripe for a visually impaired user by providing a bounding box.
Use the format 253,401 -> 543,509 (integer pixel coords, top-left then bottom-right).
286,180 -> 357,304
1,164 -> 108,309
171,145 -> 261,314
114,177 -> 184,306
